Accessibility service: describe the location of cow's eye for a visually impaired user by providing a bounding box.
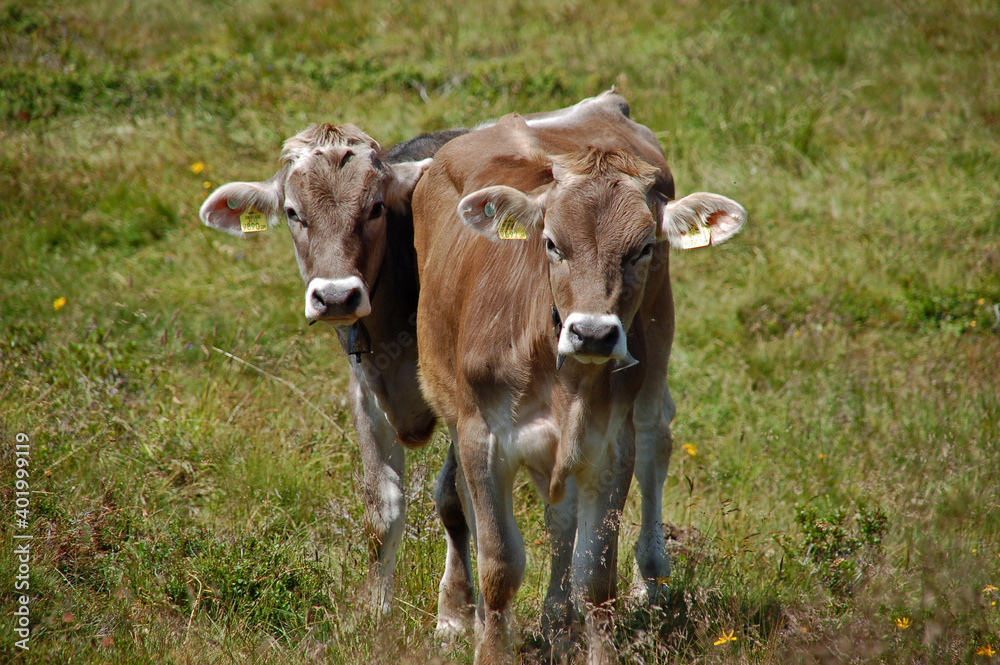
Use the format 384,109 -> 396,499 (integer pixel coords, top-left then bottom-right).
368,201 -> 385,220
286,207 -> 308,228
631,243 -> 654,264
545,237 -> 565,261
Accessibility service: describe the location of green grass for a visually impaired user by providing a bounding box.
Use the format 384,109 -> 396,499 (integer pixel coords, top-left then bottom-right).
2,0 -> 999,662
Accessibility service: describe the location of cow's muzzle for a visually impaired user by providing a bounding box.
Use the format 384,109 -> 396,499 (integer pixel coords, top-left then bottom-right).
304,276 -> 372,324
556,313 -> 627,363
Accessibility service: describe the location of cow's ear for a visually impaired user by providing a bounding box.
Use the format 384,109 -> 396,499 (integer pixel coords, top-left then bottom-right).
200,170 -> 285,238
458,185 -> 546,242
383,158 -> 433,209
657,192 -> 746,249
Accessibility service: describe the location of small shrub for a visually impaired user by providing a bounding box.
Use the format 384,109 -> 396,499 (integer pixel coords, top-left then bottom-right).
794,502 -> 888,597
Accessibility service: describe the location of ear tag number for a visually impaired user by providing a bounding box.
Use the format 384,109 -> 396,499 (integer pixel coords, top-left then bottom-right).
679,224 -> 710,249
497,215 -> 527,240
240,207 -> 268,233
484,201 -> 497,218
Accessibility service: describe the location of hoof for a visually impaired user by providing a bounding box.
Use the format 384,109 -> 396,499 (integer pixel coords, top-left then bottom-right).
364,579 -> 394,617
435,614 -> 469,643
628,577 -> 671,608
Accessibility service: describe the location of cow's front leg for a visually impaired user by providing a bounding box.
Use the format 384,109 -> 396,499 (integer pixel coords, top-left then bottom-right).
573,421 -> 635,665
632,386 -> 675,606
435,437 -> 476,637
349,371 -> 406,615
542,479 -> 578,663
458,415 -> 524,665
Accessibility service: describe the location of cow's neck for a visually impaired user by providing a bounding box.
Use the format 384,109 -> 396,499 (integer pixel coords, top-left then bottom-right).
559,366 -> 616,419
339,208 -> 433,442
361,209 -> 420,344
553,324 -> 645,430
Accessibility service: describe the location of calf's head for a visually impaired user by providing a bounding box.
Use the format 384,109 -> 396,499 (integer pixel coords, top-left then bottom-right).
200,124 -> 431,326
459,147 -> 746,368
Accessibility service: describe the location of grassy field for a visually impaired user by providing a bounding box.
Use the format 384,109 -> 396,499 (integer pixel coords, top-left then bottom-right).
2,0 -> 999,662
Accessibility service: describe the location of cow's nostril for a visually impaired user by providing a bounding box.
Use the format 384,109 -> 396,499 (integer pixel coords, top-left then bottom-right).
344,287 -> 362,311
600,326 -> 619,347
311,290 -> 327,312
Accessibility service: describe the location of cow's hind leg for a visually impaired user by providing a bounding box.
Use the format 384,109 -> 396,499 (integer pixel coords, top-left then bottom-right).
435,438 -> 476,636
350,372 -> 407,614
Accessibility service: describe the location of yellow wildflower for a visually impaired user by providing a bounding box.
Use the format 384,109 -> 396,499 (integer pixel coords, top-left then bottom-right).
53,297 -> 66,311
977,298 -> 986,305
976,645 -> 995,656
894,617 -> 911,630
970,320 -> 977,328
983,585 -> 998,593
655,576 -> 670,585
682,443 -> 697,457
202,180 -> 212,190
190,161 -> 206,175
818,453 -> 827,460
713,630 -> 737,646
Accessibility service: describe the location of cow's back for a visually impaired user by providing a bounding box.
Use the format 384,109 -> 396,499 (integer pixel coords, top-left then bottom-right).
414,98 -> 671,264
412,119 -> 546,422
384,128 -> 469,164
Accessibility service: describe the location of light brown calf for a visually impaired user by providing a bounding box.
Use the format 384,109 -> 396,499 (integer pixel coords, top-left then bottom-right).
413,91 -> 746,663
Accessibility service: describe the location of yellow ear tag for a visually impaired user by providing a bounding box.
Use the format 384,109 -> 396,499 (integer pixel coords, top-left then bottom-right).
239,207 -> 268,233
678,224 -> 710,249
497,215 -> 527,240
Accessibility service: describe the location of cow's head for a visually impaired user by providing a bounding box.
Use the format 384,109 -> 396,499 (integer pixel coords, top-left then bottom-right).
200,123 -> 432,326
459,147 -> 746,369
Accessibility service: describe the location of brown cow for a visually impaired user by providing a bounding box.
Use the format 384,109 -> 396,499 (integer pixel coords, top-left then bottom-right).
413,92 -> 746,663
199,124 -> 469,618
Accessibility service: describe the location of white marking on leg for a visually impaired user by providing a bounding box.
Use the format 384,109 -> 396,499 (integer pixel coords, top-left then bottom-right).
371,463 -> 405,614
349,373 -> 406,615
435,440 -> 474,638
